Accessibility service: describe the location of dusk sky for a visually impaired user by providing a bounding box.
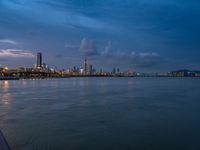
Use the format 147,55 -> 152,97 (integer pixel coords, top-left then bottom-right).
0,0 -> 200,72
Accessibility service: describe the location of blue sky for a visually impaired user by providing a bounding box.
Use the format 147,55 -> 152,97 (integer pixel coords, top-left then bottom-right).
0,0 -> 200,72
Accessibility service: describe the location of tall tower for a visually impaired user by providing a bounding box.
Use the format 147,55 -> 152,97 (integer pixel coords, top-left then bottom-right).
37,52 -> 42,68
84,58 -> 88,74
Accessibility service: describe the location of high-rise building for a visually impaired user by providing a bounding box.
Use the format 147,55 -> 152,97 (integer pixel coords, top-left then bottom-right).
113,68 -> 116,74
37,52 -> 42,68
84,58 -> 88,74
89,64 -> 93,75
100,68 -> 103,74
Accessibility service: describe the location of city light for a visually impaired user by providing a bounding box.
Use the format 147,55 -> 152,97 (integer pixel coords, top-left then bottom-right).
0,52 -> 200,80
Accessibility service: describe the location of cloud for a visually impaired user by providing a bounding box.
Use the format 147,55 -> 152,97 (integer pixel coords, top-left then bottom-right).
102,41 -> 112,56
100,42 -> 161,69
131,52 -> 159,57
0,39 -> 18,45
1,0 -> 117,32
110,51 -> 161,69
65,43 -> 78,49
80,38 -> 98,56
129,52 -> 161,68
0,0 -> 199,71
78,39 -> 162,69
0,49 -> 35,58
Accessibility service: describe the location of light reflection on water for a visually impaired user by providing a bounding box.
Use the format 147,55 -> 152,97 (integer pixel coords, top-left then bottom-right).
1,81 -> 11,108
0,78 -> 200,150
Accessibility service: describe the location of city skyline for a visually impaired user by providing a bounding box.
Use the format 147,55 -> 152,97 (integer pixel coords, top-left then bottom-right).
0,0 -> 200,72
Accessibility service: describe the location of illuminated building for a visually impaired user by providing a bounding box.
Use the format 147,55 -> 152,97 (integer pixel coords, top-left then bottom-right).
84,58 -> 88,74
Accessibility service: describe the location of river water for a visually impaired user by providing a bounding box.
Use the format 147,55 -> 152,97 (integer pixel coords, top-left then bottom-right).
0,78 -> 200,150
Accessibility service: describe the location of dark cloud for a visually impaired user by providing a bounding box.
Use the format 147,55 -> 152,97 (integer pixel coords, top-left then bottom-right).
0,0 -> 199,71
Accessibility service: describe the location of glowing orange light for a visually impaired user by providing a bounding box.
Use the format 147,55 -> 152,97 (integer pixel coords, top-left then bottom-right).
1,80 -> 10,107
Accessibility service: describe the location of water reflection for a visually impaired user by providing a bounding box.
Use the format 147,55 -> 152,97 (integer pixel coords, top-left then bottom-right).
1,81 -> 11,108
128,79 -> 134,88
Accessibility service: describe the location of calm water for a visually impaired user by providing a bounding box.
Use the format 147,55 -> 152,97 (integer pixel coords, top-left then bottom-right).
0,78 -> 200,150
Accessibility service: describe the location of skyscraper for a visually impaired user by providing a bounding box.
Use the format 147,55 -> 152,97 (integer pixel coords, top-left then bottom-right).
113,68 -> 116,74
89,64 -> 93,75
84,58 -> 88,74
37,52 -> 42,68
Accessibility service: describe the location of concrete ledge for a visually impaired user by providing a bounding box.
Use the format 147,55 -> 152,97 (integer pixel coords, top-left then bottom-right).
0,130 -> 11,150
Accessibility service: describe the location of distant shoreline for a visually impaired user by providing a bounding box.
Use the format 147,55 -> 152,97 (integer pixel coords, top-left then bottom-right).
1,76 -> 200,80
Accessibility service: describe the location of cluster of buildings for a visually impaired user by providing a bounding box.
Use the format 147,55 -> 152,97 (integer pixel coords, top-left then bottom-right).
0,52 -> 134,79
157,70 -> 200,77
0,52 -> 200,79
0,52 -> 61,78
65,58 -> 126,76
